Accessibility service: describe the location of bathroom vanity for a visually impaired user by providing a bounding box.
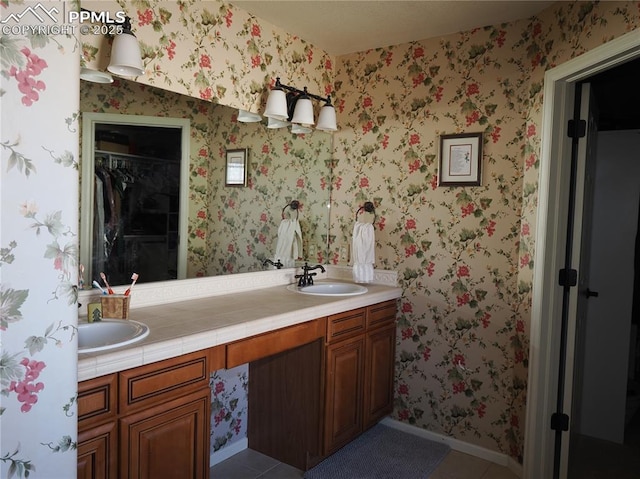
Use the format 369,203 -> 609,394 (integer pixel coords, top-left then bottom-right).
77,274 -> 401,479
78,349 -> 216,479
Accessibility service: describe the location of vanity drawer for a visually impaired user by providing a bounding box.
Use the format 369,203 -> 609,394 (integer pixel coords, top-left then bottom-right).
78,373 -> 118,431
119,350 -> 209,415
366,300 -> 397,330
326,308 -> 366,343
226,318 -> 326,368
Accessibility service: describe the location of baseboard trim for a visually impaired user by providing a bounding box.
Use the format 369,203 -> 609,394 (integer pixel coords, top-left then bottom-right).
381,418 -> 522,477
210,438 -> 248,467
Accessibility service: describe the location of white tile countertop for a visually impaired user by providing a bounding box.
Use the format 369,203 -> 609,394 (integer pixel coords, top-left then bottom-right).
78,266 -> 402,381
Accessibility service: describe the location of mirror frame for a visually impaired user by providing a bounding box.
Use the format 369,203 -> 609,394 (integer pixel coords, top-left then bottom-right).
80,112 -> 191,288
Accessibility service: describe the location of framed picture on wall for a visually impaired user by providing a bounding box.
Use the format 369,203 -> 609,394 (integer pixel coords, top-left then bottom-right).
438,132 -> 483,186
225,148 -> 248,187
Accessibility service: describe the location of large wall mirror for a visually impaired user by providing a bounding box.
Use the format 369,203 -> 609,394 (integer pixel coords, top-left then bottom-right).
79,78 -> 333,288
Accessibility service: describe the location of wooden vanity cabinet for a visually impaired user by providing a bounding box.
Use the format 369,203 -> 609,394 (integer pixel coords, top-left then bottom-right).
78,298 -> 397,476
78,348 -> 223,479
324,332 -> 365,453
323,300 -> 397,455
77,374 -> 118,479
119,387 -> 210,479
363,301 -> 397,429
118,350 -> 211,479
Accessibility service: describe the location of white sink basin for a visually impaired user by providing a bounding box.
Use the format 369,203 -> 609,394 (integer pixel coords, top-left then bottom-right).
288,282 -> 368,296
78,319 -> 149,353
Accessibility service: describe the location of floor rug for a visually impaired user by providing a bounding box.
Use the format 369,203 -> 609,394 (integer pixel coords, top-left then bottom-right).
304,424 -> 450,479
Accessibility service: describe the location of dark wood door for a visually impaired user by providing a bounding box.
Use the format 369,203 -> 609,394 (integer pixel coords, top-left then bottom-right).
324,335 -> 364,454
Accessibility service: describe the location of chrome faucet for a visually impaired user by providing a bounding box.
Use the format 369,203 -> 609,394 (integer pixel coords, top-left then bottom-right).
295,262 -> 326,287
263,259 -> 284,269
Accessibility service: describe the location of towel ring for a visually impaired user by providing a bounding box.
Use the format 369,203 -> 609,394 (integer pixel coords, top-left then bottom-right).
282,200 -> 300,219
355,201 -> 376,225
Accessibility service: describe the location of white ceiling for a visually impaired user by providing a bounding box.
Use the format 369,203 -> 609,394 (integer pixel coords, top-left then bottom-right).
230,1 -> 555,56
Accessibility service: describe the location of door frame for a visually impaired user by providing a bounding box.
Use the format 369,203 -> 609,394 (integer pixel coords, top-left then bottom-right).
523,29 -> 640,479
80,112 -> 191,285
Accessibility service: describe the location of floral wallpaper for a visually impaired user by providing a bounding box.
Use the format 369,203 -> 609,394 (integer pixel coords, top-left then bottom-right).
80,78 -> 332,278
3,0 -> 640,476
210,365 -> 248,453
1,2 -> 80,477
81,0 -> 333,114
330,0 -> 640,463
207,106 -> 332,274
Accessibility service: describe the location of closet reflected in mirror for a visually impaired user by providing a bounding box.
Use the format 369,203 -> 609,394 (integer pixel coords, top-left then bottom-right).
80,113 -> 190,288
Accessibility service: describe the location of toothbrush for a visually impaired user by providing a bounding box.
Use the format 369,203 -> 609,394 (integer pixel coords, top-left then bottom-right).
92,280 -> 107,295
124,273 -> 138,296
100,272 -> 115,294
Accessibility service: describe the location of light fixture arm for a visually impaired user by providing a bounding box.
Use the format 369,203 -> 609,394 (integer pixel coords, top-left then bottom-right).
274,77 -> 332,106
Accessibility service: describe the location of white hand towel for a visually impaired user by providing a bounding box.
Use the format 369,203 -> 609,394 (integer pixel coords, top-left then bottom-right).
274,218 -> 303,268
352,221 -> 375,283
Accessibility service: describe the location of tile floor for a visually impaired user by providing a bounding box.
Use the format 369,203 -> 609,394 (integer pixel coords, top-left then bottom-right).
209,448 -> 520,479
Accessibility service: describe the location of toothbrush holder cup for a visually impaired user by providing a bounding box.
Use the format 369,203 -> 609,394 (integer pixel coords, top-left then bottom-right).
100,295 -> 131,319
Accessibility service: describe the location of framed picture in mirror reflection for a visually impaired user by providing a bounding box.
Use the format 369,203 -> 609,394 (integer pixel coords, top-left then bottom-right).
225,148 -> 248,186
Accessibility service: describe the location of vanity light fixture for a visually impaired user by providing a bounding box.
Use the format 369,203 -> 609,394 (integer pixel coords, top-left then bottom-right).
237,110 -> 263,123
107,15 -> 145,77
267,117 -> 291,129
79,9 -> 144,82
291,123 -> 313,134
80,67 -> 114,84
263,78 -> 338,132
290,88 -> 314,126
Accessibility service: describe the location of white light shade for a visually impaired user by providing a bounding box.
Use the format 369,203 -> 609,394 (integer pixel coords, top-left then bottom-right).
80,67 -> 113,84
263,88 -> 288,121
238,109 -> 262,123
291,123 -> 312,134
107,32 -> 145,77
291,96 -> 314,126
267,117 -> 290,129
316,104 -> 337,131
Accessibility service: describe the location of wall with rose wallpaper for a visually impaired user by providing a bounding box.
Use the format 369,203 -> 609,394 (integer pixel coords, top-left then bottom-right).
1,2 -> 80,477
3,0 -> 640,477
205,101 -> 332,274
81,0 -> 333,114
330,0 -> 640,462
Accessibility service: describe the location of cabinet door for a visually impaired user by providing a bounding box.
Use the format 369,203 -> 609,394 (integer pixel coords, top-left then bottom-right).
363,323 -> 396,430
77,421 -> 118,479
324,335 -> 364,454
119,388 -> 210,479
